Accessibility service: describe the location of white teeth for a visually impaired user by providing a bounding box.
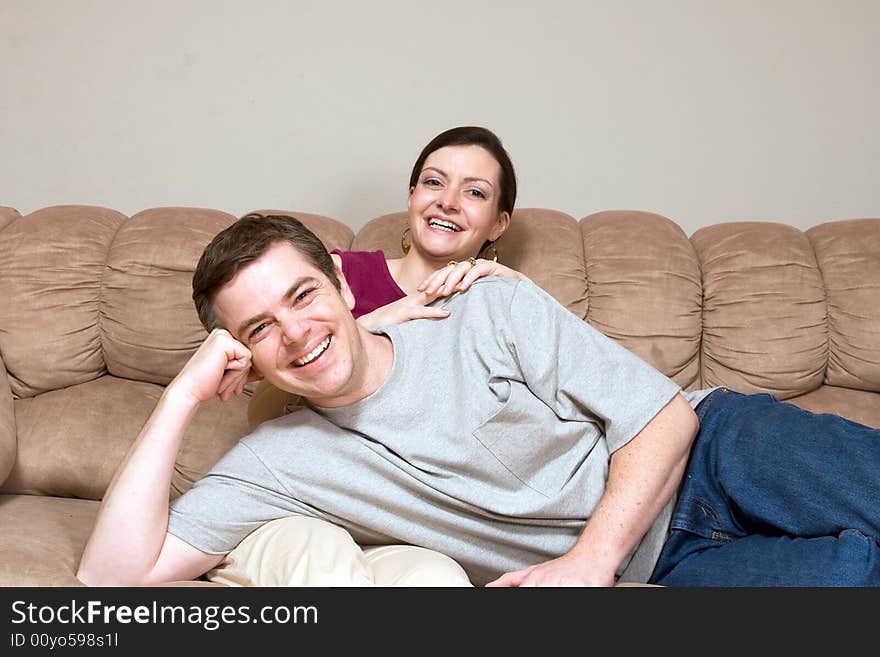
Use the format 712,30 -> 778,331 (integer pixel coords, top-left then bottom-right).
294,336 -> 330,366
428,218 -> 462,232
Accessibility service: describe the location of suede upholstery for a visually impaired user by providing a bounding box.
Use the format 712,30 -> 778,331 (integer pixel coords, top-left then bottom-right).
1,204 -> 877,586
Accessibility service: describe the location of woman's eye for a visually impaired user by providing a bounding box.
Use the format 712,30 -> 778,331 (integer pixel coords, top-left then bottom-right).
468,189 -> 486,199
423,178 -> 441,187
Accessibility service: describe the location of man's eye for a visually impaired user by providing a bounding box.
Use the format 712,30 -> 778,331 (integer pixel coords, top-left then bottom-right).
295,288 -> 316,304
249,323 -> 268,339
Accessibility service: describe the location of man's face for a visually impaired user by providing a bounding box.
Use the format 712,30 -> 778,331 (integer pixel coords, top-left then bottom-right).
212,241 -> 366,408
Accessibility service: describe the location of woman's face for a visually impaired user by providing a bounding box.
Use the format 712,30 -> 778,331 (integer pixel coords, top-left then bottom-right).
407,145 -> 510,262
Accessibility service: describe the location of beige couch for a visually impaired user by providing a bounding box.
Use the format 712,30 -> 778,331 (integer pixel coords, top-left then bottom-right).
1,204 -> 877,586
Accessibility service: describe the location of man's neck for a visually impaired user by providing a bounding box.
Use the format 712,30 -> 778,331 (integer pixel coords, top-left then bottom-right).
306,328 -> 394,409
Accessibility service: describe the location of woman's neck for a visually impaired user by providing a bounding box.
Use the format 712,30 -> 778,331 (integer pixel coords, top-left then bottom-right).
387,251 -> 449,295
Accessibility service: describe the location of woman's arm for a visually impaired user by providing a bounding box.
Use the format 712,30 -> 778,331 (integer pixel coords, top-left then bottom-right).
355,291 -> 451,330
356,259 -> 532,330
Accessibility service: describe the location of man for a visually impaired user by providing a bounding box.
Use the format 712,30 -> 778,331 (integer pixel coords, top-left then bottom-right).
77,214 -> 880,587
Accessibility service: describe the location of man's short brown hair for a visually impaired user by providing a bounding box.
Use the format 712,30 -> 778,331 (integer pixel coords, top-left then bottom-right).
192,213 -> 340,332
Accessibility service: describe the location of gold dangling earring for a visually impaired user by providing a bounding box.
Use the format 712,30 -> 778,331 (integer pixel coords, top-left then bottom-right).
481,240 -> 498,263
401,227 -> 411,255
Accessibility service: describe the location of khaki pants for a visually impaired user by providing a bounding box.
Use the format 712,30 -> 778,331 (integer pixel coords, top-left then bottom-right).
207,516 -> 473,587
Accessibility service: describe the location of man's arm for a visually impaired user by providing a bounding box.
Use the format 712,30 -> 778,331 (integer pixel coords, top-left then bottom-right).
475,280 -> 698,586
77,329 -> 255,586
487,393 -> 697,586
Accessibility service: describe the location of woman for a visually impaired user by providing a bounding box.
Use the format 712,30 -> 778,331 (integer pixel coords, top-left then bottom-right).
249,126 -> 529,428
336,124 -> 530,329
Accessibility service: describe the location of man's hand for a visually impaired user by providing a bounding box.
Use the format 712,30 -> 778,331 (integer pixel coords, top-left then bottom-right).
485,551 -> 616,587
170,328 -> 259,405
417,259 -> 532,296
356,290 -> 450,330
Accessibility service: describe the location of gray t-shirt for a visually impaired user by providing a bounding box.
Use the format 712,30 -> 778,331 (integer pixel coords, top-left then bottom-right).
169,278 -> 710,585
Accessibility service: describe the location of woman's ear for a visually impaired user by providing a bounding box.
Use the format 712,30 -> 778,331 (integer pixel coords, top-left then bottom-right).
490,211 -> 511,242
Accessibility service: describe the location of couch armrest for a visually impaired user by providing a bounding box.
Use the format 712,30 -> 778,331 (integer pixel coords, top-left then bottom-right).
0,349 -> 16,485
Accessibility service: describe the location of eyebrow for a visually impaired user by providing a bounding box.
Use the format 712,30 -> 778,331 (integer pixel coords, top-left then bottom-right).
421,166 -> 495,187
236,276 -> 318,337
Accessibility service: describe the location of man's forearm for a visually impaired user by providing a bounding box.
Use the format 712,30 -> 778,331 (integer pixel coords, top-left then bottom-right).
570,394 -> 698,580
485,393 -> 698,587
77,386 -> 200,585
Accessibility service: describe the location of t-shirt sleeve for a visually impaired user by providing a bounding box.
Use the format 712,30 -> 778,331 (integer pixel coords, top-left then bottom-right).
498,280 -> 682,454
167,441 -> 308,554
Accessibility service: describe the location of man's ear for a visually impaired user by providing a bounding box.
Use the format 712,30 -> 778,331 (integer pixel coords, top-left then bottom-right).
331,254 -> 356,311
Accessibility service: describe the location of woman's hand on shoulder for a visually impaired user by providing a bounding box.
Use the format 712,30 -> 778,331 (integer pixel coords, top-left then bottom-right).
356,290 -> 451,330
418,259 -> 532,296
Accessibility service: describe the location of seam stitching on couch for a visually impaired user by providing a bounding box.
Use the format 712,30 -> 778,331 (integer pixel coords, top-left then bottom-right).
804,230 -> 831,386
97,212 -> 130,375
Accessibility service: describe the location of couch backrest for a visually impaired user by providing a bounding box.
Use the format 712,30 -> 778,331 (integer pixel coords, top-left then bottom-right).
692,221 -> 826,398
807,219 -> 880,392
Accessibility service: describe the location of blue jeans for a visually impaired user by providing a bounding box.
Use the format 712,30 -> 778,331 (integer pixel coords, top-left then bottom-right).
648,388 -> 880,586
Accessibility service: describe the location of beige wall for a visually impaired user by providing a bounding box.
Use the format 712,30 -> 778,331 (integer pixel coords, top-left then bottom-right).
1,0 -> 877,236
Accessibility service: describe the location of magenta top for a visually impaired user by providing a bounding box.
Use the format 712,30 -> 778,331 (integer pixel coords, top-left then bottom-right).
331,250 -> 406,318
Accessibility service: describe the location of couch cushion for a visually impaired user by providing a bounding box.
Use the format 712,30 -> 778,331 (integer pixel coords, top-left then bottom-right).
102,208 -> 237,385
500,209 -> 587,317
788,385 -> 880,429
0,351 -> 14,486
0,206 -> 127,398
0,494 -> 98,586
581,211 -> 702,390
807,219 -> 880,393
351,211 -> 408,255
692,222 -> 827,399
2,376 -> 249,501
0,206 -> 20,232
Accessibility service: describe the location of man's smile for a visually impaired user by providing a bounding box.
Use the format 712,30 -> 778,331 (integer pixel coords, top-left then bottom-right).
292,335 -> 331,368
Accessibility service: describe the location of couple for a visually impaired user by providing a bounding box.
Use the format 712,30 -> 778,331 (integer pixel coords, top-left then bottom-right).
77,129 -> 880,587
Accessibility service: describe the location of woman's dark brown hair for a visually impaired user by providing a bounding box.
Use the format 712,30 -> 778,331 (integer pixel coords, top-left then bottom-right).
408,126 -> 517,217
